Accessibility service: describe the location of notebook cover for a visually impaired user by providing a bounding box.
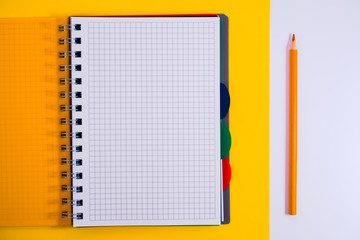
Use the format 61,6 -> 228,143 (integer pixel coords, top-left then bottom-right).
0,17 -> 71,226
218,13 -> 230,224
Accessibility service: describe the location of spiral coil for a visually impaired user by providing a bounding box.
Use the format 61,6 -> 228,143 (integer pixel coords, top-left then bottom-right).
60,91 -> 82,98
62,198 -> 83,206
60,131 -> 82,138
59,24 -> 81,31
60,118 -> 82,125
61,158 -> 83,166
59,38 -> 81,45
59,23 -> 83,221
61,171 -> 83,179
60,105 -> 82,112
62,185 -> 83,192
62,212 -> 83,220
59,51 -> 82,58
60,78 -> 82,85
60,64 -> 82,71
61,145 -> 82,152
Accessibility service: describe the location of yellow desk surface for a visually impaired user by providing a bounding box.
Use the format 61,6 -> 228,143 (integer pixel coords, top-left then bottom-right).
0,0 -> 269,239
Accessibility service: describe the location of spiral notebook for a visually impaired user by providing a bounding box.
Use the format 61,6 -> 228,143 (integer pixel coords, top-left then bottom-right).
0,15 -> 231,227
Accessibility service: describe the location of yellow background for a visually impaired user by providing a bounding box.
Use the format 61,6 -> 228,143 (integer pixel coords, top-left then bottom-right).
0,0 -> 269,239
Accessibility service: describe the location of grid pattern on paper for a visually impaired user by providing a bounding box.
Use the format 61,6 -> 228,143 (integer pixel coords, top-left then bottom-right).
87,21 -> 217,221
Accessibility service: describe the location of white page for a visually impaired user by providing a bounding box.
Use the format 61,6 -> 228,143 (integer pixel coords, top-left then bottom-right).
71,17 -> 221,227
270,0 -> 360,239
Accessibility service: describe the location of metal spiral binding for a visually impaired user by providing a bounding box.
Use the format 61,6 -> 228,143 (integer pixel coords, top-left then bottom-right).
59,23 -> 83,221
59,51 -> 82,58
61,171 -> 83,179
59,38 -> 81,45
59,24 -> 81,31
61,158 -> 82,166
62,198 -> 83,206
60,105 -> 82,112
61,185 -> 83,192
62,212 -> 83,220
61,131 -> 82,138
60,78 -> 82,85
60,91 -> 82,98
60,64 -> 82,71
60,118 -> 82,125
61,145 -> 82,152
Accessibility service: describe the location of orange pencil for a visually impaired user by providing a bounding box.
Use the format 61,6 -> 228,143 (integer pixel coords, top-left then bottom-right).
289,34 -> 297,215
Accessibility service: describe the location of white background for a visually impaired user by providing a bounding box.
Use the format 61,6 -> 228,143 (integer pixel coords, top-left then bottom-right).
270,0 -> 360,239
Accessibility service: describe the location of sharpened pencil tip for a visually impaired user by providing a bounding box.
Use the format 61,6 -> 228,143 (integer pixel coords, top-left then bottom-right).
292,34 -> 296,42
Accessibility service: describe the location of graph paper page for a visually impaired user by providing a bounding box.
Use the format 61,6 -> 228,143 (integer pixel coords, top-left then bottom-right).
71,17 -> 220,227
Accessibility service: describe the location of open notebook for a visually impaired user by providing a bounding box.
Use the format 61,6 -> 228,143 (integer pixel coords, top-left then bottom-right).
0,15 -> 231,227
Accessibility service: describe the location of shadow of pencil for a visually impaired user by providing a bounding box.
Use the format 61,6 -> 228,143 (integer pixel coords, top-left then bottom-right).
285,33 -> 292,215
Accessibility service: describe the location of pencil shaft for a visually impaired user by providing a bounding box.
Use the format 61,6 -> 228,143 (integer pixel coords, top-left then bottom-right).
289,49 -> 297,215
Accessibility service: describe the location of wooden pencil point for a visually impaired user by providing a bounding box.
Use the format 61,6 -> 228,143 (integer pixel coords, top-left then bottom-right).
292,34 -> 296,42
